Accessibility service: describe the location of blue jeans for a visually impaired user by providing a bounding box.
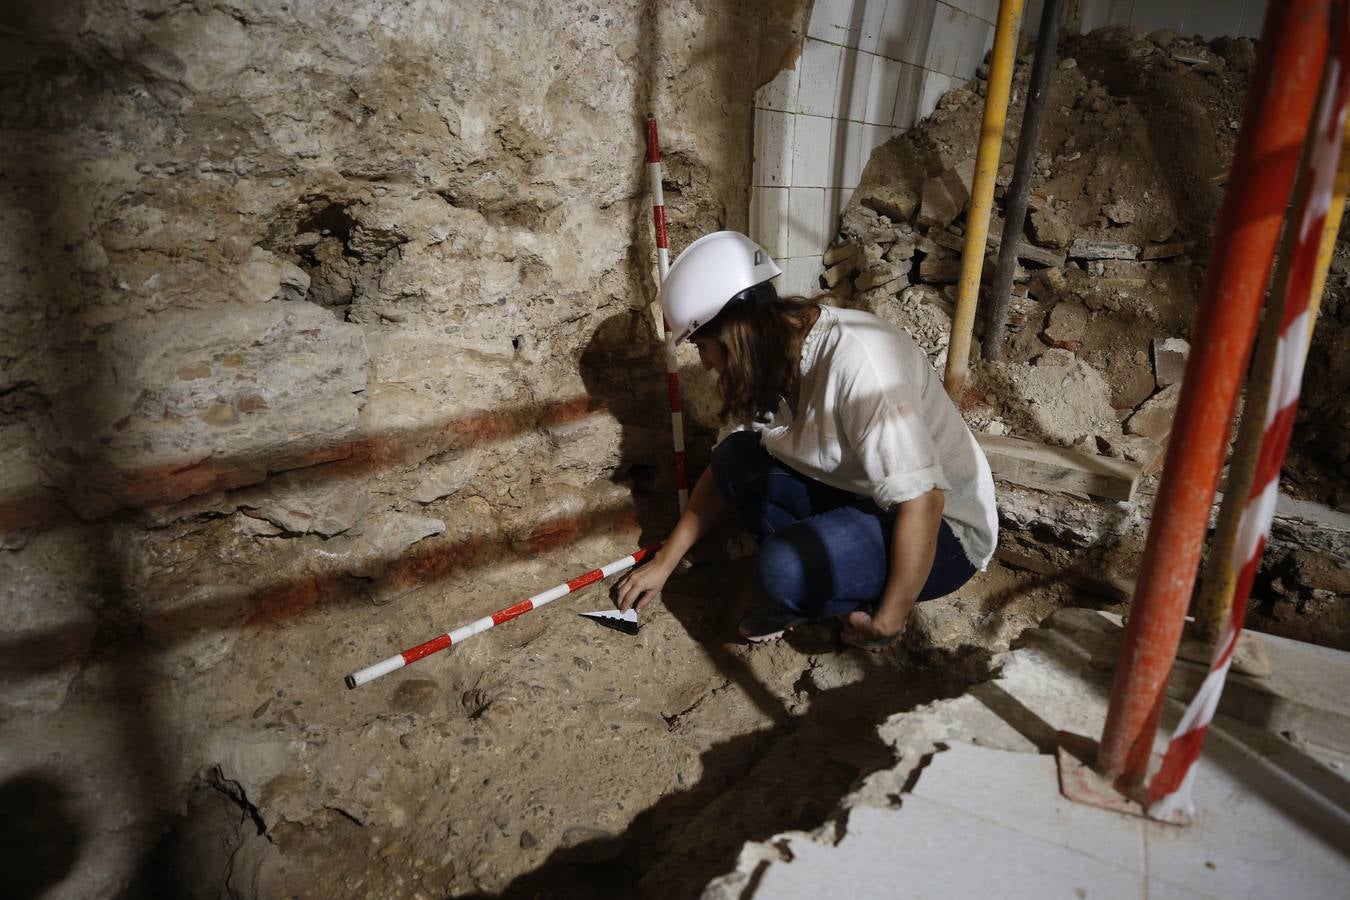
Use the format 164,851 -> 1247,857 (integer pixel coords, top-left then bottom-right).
710,431 -> 976,618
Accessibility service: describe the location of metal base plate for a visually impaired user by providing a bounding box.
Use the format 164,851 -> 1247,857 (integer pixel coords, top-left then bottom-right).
1056,732 -> 1191,826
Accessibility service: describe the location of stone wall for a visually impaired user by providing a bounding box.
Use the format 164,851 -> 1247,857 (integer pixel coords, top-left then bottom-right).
0,1 -> 807,895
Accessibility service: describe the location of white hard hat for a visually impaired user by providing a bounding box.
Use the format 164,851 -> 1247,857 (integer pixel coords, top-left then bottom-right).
659,231 -> 783,343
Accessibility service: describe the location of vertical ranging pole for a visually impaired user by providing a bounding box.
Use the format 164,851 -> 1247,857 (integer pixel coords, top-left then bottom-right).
1148,15 -> 1350,820
345,546 -> 660,688
1094,0 -> 1329,785
985,0 -> 1062,360
944,0 -> 1025,397
646,116 -> 689,512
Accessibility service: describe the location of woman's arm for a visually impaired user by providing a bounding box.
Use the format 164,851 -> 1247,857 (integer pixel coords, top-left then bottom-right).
842,487 -> 944,643
611,465 -> 726,612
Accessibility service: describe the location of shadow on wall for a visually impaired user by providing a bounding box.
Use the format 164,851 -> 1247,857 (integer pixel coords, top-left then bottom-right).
0,772 -> 83,900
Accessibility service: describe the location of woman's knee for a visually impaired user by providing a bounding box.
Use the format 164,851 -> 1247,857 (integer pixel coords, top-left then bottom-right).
756,536 -> 808,612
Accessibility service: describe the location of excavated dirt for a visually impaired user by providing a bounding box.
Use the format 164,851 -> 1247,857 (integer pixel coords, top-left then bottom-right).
835,26 -> 1348,646
102,543 -> 1047,899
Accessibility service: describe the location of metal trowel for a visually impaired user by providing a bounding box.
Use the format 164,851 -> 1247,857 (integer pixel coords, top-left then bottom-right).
579,608 -> 640,635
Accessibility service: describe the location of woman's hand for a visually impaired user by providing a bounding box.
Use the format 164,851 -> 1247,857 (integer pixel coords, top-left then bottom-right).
610,558 -> 676,613
609,466 -> 725,614
840,607 -> 904,650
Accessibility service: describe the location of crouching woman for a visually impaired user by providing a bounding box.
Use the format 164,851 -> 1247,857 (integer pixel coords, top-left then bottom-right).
612,231 -> 998,649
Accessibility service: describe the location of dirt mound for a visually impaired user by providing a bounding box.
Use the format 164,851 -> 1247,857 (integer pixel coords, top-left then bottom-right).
834,26 -> 1344,506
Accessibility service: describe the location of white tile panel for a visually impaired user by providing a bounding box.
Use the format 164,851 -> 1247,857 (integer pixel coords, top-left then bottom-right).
754,108 -> 795,187
908,744 -> 1147,872
808,0 -> 864,48
1143,727 -> 1350,900
753,799 -> 1146,900
892,61 -> 927,128
1022,0 -> 1047,35
840,120 -> 867,186
866,54 -> 905,125
785,255 -> 825,296
860,123 -> 894,179
840,47 -> 876,121
878,0 -> 939,67
755,49 -> 802,113
1110,0 -> 1135,30
1129,0 -> 1176,32
750,187 -> 791,259
792,113 -> 835,188
1186,0 -> 1245,37
925,3 -> 966,76
787,186 -> 827,256
858,0 -> 890,52
825,187 -> 854,238
918,69 -> 954,121
967,0 -> 1001,24
1238,0 -> 1269,38
954,16 -> 993,78
1079,0 -> 1117,33
798,38 -> 844,116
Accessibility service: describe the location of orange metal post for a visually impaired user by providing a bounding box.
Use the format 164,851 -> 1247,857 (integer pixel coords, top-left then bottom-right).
1095,0 -> 1331,787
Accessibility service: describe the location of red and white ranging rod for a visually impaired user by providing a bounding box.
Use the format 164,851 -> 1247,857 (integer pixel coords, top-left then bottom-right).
646,116 -> 690,512
1147,12 -> 1350,820
345,546 -> 659,688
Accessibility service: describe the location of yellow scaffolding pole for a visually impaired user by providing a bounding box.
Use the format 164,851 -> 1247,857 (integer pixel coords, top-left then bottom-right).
1191,113 -> 1350,640
944,0 -> 1026,398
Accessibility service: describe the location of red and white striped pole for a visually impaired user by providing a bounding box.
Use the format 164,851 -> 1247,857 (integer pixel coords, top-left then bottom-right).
345,546 -> 659,688
1147,11 -> 1350,820
646,116 -> 690,512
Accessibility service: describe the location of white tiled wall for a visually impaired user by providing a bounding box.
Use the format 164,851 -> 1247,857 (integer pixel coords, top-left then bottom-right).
753,0 -> 998,295
751,0 -> 1269,295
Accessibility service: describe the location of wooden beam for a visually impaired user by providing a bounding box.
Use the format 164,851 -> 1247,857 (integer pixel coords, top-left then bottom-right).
976,432 -> 1142,501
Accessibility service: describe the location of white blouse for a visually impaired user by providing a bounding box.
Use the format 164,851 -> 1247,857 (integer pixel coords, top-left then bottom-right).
727,305 -> 998,570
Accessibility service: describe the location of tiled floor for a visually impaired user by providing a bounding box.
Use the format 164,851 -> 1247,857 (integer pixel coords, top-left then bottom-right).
711,610 -> 1350,900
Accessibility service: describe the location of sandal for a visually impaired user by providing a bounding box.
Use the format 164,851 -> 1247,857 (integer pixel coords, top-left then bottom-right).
738,605 -> 808,643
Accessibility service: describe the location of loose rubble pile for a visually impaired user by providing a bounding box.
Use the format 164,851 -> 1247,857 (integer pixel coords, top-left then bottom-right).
825,26 -> 1347,638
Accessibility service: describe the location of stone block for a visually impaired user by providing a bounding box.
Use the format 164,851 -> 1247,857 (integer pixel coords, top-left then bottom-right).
1093,259 -> 1148,289
930,229 -> 967,253
1068,239 -> 1140,260
1041,300 -> 1088,351
1141,240 -> 1197,260
917,160 -> 976,230
1124,383 -> 1183,442
411,449 -> 485,504
237,472 -> 373,537
1101,198 -> 1137,225
1028,207 -> 1072,249
823,243 -> 861,265
1013,242 -> 1066,269
1027,267 -> 1067,300
915,235 -> 944,256
1095,432 -> 1164,467
338,512 -> 447,580
854,259 -> 913,292
859,182 -> 918,223
918,257 -> 963,284
54,302 -> 368,516
823,254 -> 864,288
1151,337 -> 1189,387
884,233 -> 918,262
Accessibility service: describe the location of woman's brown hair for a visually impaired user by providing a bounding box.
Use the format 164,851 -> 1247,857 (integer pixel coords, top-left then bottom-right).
692,281 -> 821,423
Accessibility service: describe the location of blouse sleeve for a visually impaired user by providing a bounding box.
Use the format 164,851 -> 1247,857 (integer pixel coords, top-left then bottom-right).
838,351 -> 950,509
